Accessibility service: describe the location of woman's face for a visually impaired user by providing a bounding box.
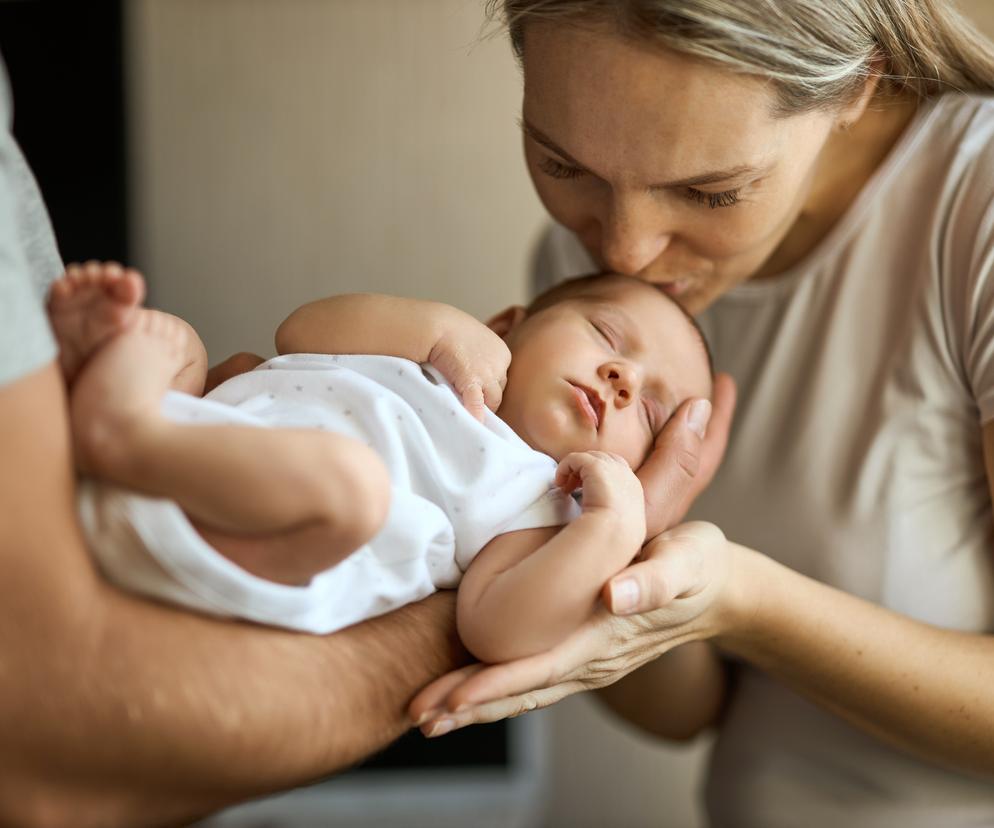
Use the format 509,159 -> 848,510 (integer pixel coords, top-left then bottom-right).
521,21 -> 842,314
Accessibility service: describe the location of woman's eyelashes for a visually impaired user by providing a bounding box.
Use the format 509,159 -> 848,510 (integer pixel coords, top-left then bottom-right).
539,156 -> 585,181
539,156 -> 742,209
686,187 -> 741,209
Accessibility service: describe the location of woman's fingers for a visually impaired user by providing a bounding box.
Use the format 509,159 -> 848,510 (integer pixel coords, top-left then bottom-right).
699,373 -> 736,483
638,372 -> 737,537
420,680 -> 586,737
409,663 -> 486,725
605,522 -> 726,615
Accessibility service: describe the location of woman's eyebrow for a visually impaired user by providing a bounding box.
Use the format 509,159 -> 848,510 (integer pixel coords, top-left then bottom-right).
520,117 -> 588,169
520,116 -> 771,188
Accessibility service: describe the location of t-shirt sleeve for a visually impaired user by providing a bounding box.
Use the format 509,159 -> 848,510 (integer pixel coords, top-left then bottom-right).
941,150 -> 994,423
0,59 -> 60,387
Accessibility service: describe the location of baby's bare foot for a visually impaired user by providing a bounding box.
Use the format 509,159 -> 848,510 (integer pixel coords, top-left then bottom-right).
71,309 -> 191,480
47,261 -> 146,384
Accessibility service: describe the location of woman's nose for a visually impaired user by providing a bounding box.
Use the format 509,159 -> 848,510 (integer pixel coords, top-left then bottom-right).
600,362 -> 640,406
600,194 -> 672,277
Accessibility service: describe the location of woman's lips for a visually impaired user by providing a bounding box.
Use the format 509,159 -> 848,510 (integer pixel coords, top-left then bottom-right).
570,383 -> 603,430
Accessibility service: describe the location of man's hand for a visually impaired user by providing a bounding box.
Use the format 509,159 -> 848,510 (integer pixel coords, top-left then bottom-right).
638,372 -> 736,538
428,310 -> 511,421
204,352 -> 265,394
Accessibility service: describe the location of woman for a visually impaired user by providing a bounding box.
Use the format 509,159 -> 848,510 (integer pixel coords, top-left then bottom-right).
412,1 -> 994,823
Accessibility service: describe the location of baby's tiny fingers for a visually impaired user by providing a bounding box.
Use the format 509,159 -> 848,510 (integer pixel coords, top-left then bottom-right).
461,382 -> 487,422
482,377 -> 504,413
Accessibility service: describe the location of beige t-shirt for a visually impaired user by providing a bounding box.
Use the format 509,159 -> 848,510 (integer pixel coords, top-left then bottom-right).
535,92 -> 994,827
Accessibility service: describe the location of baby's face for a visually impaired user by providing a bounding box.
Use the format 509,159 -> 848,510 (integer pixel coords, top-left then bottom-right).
496,282 -> 712,468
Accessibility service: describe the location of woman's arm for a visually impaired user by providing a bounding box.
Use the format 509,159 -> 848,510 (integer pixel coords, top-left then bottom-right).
458,452 -> 645,664
716,543 -> 994,777
0,362 -> 468,827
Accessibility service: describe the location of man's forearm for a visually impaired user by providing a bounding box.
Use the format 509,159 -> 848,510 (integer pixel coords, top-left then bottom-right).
1,365 -> 469,827
12,581 -> 465,828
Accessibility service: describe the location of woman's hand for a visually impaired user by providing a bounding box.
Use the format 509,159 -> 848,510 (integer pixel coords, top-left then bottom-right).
428,310 -> 511,422
638,372 -> 736,538
410,521 -> 737,736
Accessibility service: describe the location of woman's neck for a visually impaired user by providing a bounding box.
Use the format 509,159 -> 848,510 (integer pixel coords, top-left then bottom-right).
753,91 -> 921,281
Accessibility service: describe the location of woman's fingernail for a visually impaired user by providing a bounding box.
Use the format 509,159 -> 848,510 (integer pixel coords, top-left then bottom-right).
686,399 -> 712,438
426,718 -> 456,738
414,708 -> 440,726
610,578 -> 640,614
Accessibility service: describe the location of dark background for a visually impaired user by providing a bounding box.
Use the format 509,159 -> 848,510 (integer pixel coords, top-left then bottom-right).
0,0 -> 128,264
0,0 -> 507,775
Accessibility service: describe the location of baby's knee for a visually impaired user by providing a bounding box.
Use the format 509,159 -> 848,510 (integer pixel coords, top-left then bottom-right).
318,435 -> 391,547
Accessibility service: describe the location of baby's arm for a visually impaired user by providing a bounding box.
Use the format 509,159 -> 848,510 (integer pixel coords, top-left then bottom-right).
457,452 -> 646,664
276,294 -> 510,419
277,294 -> 461,363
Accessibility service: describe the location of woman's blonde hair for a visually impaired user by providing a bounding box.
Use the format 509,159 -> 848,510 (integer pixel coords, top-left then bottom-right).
485,0 -> 994,112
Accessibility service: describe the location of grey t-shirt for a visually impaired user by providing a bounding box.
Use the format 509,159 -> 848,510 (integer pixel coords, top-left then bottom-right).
0,55 -> 62,387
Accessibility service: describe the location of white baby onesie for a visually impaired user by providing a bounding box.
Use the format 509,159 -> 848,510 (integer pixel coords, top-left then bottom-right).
79,354 -> 580,633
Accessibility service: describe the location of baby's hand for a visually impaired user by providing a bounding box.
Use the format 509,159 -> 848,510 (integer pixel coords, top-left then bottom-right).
556,451 -> 647,541
428,311 -> 511,421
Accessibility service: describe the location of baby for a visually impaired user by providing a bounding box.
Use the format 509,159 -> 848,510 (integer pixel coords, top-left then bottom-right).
50,262 -> 712,663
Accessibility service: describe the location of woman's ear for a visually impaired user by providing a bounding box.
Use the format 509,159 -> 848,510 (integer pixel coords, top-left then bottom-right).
837,54 -> 885,130
486,305 -> 528,338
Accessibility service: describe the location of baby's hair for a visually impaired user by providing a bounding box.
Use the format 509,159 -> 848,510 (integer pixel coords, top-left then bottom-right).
527,272 -> 715,384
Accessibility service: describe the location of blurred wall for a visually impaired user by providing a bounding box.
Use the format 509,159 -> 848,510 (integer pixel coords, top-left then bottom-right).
128,0 -> 546,361
125,1 -> 994,826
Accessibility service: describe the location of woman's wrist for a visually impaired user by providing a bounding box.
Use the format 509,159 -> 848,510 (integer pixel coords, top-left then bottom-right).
709,541 -> 772,646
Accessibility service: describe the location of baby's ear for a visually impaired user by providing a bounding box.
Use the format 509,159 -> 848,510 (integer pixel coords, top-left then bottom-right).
486,305 -> 527,338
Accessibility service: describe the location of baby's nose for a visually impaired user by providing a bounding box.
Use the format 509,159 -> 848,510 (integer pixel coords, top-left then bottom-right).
602,363 -> 639,405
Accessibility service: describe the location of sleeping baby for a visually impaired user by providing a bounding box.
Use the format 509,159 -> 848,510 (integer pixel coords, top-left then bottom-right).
49,262 -> 712,663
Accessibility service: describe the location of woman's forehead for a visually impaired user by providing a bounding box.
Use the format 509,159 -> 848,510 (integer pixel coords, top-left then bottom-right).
521,20 -> 785,176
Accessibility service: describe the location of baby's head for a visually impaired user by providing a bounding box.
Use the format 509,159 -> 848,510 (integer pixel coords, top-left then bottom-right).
489,273 -> 713,469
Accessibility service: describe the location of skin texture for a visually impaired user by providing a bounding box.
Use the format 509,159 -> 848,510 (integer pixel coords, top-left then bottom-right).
493,278 -> 712,469
519,22 -> 912,313
0,362 -> 469,827
412,23 -> 994,786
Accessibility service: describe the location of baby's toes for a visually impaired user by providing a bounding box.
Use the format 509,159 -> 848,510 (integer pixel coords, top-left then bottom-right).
106,267 -> 146,308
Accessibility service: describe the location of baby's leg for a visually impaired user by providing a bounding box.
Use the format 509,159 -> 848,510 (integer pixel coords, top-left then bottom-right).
72,312 -> 390,585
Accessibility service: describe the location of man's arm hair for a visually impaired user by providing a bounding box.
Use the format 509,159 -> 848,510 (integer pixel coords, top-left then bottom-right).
0,362 -> 467,828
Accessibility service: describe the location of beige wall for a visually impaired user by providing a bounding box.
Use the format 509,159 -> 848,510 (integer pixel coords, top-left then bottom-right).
126,2 -> 994,826
128,0 -> 546,362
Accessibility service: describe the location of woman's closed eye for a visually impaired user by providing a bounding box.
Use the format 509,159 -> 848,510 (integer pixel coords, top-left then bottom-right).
539,156 -> 585,180
539,155 -> 742,210
685,187 -> 741,209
